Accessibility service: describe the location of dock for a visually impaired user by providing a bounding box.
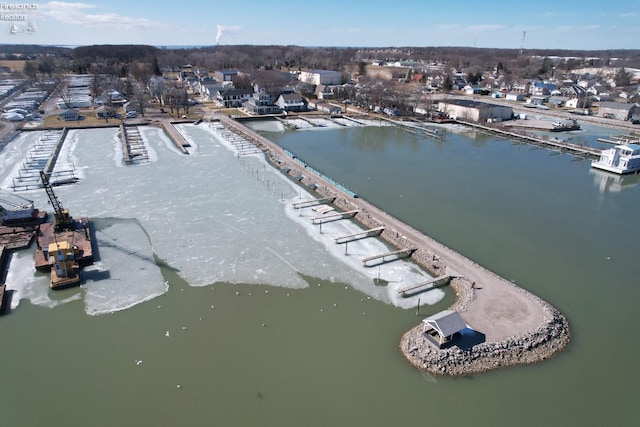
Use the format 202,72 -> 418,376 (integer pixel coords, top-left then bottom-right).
159,121 -> 190,154
362,248 -> 417,266
11,129 -> 77,191
597,134 -> 640,145
461,120 -> 601,158
310,209 -> 358,224
335,226 -> 385,244
396,275 -> 451,297
292,197 -> 337,209
120,125 -> 150,164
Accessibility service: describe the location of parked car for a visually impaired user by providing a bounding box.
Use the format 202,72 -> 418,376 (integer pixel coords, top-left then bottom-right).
126,111 -> 137,119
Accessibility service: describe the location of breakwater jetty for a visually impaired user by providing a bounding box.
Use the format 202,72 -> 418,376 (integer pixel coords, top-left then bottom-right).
211,115 -> 571,376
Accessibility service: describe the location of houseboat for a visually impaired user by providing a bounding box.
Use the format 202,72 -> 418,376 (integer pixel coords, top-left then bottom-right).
591,143 -> 640,175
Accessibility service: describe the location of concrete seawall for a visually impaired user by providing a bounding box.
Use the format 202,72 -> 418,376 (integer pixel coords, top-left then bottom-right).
216,116 -> 571,376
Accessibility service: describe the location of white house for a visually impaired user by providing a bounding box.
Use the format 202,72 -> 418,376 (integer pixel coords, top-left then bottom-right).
276,93 -> 306,112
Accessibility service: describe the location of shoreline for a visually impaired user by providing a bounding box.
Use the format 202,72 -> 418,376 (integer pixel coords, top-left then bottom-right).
218,115 -> 572,376
3,116 -> 573,375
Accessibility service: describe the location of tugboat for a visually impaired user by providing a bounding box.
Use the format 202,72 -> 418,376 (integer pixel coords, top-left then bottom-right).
550,119 -> 580,132
35,171 -> 93,289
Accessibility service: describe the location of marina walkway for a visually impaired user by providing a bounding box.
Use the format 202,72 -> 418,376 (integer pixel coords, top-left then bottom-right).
462,120 -> 601,158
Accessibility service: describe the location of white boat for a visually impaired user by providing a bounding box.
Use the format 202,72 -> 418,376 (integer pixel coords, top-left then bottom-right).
591,143 -> 640,175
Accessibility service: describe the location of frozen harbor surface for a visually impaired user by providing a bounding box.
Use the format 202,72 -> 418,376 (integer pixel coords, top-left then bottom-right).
0,122 -> 443,315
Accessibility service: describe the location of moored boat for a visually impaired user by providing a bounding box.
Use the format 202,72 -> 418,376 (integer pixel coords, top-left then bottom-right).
591,143 -> 640,175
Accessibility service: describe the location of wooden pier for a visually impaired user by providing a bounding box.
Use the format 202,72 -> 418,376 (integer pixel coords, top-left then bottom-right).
292,197 -> 337,209
361,248 -> 417,266
335,226 -> 385,244
397,275 -> 451,297
310,209 -> 358,224
160,121 -> 190,154
43,128 -> 68,175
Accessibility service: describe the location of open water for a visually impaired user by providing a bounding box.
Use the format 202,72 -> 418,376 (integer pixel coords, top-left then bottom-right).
0,118 -> 637,426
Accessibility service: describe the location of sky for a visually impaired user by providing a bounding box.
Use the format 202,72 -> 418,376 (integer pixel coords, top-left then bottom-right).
1,0 -> 639,50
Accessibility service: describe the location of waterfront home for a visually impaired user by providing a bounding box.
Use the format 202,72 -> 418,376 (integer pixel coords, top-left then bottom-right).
216,88 -> 252,108
276,93 -> 306,112
58,109 -> 79,121
311,102 -> 341,115
242,91 -> 281,115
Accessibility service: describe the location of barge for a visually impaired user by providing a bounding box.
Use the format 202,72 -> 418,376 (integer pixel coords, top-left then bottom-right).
35,171 -> 93,289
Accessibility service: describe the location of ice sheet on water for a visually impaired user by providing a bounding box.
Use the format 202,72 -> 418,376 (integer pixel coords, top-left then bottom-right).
2,122 -> 443,315
84,218 -> 167,315
5,250 -> 82,310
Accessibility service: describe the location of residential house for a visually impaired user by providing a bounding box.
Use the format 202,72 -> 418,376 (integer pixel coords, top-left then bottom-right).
216,87 -> 252,108
548,96 -> 570,107
58,109 -> 79,121
276,93 -> 306,112
528,95 -> 548,106
215,70 -> 238,83
243,90 -> 281,115
311,101 -> 341,115
506,92 -> 525,102
94,105 -> 112,119
200,80 -> 224,100
530,82 -> 557,96
315,84 -> 334,100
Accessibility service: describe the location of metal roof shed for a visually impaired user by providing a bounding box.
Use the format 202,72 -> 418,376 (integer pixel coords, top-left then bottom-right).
422,310 -> 467,348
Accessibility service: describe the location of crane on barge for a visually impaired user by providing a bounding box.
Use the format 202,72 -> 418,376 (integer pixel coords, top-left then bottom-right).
36,171 -> 93,289
39,170 -> 73,232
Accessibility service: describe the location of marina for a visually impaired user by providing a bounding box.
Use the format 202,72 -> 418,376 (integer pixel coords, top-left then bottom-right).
0,115 -> 637,426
